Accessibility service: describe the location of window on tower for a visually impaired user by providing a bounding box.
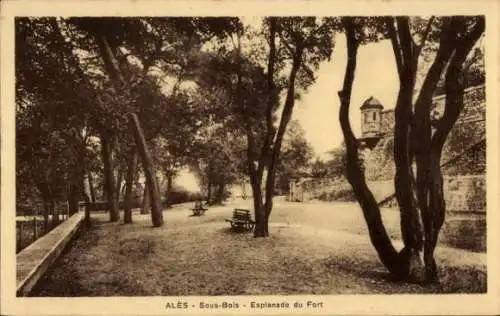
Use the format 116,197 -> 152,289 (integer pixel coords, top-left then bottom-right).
373,112 -> 376,121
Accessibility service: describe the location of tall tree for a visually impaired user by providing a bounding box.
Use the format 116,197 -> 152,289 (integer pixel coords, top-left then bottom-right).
196,17 -> 335,236
241,17 -> 335,237
338,16 -> 484,283
16,17 -> 99,225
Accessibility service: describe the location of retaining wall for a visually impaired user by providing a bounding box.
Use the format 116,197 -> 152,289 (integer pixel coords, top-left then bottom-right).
16,212 -> 85,296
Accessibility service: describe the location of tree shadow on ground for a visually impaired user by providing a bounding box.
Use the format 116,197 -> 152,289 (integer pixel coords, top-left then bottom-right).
322,255 -> 486,293
218,226 -> 253,235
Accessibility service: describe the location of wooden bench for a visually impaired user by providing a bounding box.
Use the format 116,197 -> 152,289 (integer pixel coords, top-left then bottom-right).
225,209 -> 255,231
191,201 -> 207,216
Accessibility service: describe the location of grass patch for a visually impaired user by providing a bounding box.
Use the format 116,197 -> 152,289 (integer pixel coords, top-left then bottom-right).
30,202 -> 487,296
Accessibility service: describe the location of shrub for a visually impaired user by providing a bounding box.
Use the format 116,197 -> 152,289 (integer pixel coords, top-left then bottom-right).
316,181 -> 357,202
164,187 -> 202,206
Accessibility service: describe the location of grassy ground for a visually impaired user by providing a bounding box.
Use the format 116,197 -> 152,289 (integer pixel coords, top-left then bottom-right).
30,199 -> 486,296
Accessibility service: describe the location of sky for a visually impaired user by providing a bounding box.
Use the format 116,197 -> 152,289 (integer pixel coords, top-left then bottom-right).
293,34 -> 399,159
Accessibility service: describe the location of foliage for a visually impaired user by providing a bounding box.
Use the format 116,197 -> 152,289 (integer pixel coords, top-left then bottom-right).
276,120 -> 314,192
16,17 -> 100,215
162,185 -> 203,206
325,143 -> 348,179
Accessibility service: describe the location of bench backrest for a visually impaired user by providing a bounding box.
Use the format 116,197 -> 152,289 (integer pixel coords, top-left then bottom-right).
233,209 -> 251,220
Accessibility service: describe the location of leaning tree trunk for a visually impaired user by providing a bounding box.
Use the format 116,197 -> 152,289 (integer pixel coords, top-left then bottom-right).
129,113 -> 164,227
101,133 -> 120,222
338,17 -> 408,278
123,148 -> 138,224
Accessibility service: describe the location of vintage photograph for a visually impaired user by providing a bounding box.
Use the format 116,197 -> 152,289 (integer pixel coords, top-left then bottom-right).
3,3 -> 498,314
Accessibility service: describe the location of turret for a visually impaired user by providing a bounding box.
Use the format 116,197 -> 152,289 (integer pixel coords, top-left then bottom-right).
360,96 -> 384,138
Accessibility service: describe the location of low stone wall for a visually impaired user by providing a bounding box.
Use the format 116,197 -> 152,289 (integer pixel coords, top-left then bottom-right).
440,216 -> 486,252
296,175 -> 486,214
379,175 -> 486,213
443,175 -> 486,212
16,212 -> 84,296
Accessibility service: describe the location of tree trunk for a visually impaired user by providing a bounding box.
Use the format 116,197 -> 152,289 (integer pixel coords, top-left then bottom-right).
254,18 -> 302,237
68,165 -> 86,216
37,181 -> 52,232
51,203 -> 59,227
124,148 -> 138,224
413,29 -> 454,283
68,183 -> 79,216
339,17 -> 408,278
141,181 -> 150,214
115,168 -> 123,206
42,200 -> 50,232
251,173 -> 267,237
101,133 -> 120,222
217,182 -> 225,204
421,18 -> 484,282
391,18 -> 425,282
164,173 -> 173,208
88,171 -> 96,203
206,175 -> 212,205
129,113 -> 164,227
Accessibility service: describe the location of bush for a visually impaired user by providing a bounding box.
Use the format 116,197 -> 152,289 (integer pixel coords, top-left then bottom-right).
317,182 -> 357,202
164,187 -> 202,206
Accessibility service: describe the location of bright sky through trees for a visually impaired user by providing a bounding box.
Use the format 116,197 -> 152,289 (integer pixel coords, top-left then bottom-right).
293,33 -> 399,159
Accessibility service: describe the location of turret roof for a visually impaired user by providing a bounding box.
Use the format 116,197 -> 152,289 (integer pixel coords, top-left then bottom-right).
360,96 -> 384,110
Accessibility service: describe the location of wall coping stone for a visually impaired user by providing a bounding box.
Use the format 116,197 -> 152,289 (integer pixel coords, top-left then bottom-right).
16,212 -> 84,296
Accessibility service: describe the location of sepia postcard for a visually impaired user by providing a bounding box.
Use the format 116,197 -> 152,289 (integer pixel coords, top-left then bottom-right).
1,0 -> 499,315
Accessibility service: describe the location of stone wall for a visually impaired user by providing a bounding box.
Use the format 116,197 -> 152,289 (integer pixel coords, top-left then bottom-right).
378,175 -> 486,213
380,110 -> 395,135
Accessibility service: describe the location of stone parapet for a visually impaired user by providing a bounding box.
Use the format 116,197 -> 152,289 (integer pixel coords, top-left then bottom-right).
16,212 -> 85,296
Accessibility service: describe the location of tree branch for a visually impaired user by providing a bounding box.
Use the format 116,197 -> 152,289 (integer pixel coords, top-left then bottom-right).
277,31 -> 296,58
416,16 -> 435,55
386,17 -> 404,80
432,17 -> 485,152
339,16 -> 401,272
